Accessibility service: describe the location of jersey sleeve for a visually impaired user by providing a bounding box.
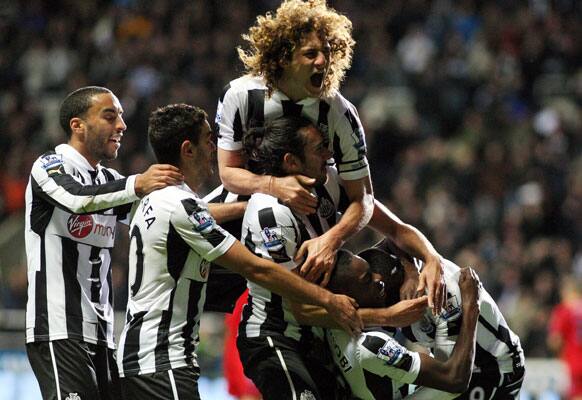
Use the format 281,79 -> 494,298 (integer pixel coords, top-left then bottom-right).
244,198 -> 300,270
172,197 -> 236,262
330,95 -> 370,181
30,151 -> 139,214
358,331 -> 421,385
216,83 -> 247,151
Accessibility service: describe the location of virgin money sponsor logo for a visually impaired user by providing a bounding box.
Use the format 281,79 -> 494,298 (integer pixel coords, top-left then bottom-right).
67,215 -> 94,238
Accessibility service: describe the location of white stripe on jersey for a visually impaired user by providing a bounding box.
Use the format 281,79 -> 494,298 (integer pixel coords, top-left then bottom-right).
407,259 -> 524,375
25,143 -> 135,348
117,184 -> 236,377
216,75 -> 369,181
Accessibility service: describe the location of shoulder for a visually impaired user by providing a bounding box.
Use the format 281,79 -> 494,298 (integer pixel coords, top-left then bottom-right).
326,90 -> 357,114
223,75 -> 266,96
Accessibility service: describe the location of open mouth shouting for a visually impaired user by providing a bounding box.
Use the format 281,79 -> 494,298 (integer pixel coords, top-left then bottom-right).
310,72 -> 325,88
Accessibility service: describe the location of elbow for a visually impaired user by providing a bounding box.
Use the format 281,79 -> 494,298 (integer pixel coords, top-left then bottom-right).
448,371 -> 471,393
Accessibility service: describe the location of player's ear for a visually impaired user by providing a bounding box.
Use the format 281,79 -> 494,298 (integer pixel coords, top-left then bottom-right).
70,118 -> 85,136
283,152 -> 300,172
181,140 -> 195,159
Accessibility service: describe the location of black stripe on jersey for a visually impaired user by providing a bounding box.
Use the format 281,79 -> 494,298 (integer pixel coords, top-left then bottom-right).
180,198 -> 228,247
314,185 -> 337,228
343,108 -> 366,157
306,212 -> 324,236
33,236 -> 49,338
247,89 -> 265,130
362,370 -> 394,400
182,280 -> 205,359
281,100 -> 303,117
30,178 -> 55,235
447,318 -> 461,336
89,247 -> 102,303
207,186 -> 230,203
259,293 -> 287,337
233,109 -> 244,142
332,133 -> 342,166
295,218 -> 310,249
167,223 -> 190,281
258,208 -> 291,262
317,101 -> 330,134
219,84 -> 231,103
474,343 -> 502,379
101,168 -> 115,182
123,311 -> 147,373
62,238 -> 83,339
51,174 -> 127,196
401,326 -> 417,342
243,227 -> 257,254
154,288 -> 177,370
478,315 -> 523,369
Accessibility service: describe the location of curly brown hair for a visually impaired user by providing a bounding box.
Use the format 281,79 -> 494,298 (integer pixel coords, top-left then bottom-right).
237,0 -> 355,98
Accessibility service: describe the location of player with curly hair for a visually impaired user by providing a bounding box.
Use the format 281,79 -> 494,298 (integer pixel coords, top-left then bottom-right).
215,0 -> 443,310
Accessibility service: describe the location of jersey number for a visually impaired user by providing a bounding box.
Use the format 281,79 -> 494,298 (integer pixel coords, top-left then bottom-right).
129,225 -> 145,296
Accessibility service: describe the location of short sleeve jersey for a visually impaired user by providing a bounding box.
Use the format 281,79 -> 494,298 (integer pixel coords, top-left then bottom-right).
116,184 -> 236,377
215,75 -> 369,181
326,328 -> 421,400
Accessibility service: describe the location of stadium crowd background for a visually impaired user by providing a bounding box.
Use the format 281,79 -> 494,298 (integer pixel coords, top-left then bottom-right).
0,0 -> 580,391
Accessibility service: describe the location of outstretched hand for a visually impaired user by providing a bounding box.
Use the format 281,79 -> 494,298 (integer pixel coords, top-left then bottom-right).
383,296 -> 429,327
135,164 -> 183,197
271,174 -> 318,215
326,294 -> 363,337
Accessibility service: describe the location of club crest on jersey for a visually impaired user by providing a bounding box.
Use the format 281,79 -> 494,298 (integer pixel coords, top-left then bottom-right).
260,227 -> 285,251
442,293 -> 461,320
40,154 -> 65,176
377,340 -> 404,366
317,196 -> 335,219
188,210 -> 214,233
67,215 -> 94,238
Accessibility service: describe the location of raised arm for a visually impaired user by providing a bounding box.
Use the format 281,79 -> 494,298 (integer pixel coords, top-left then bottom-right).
412,268 -> 480,392
369,204 -> 445,314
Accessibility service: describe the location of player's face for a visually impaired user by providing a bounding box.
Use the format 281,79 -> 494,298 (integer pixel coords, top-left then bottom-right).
279,31 -> 330,101
81,93 -> 126,165
349,255 -> 386,308
297,125 -> 332,185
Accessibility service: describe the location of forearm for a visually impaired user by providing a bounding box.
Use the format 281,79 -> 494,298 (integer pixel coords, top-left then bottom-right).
207,202 -> 247,224
217,241 -> 331,308
369,201 -> 439,264
220,165 -> 271,196
291,302 -> 338,328
442,304 -> 479,389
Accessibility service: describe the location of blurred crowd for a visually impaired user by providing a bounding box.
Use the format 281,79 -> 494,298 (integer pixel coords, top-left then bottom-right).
0,0 -> 580,361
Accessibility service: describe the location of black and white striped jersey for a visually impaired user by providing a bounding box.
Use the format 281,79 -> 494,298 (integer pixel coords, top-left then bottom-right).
403,259 -> 525,381
116,184 -> 236,377
326,328 -> 421,400
25,143 -> 138,349
239,166 -> 349,342
215,75 -> 370,181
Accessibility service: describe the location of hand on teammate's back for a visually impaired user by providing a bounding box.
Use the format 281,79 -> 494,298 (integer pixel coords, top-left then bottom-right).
459,267 -> 480,310
417,257 -> 446,316
135,164 -> 184,197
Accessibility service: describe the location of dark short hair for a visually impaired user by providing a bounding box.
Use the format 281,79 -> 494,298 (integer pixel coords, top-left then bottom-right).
59,86 -> 112,138
358,247 -> 404,307
327,248 -> 357,293
242,115 -> 315,176
148,104 -> 208,166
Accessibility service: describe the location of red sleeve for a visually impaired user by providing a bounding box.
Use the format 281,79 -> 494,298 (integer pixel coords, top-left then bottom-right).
549,304 -> 568,337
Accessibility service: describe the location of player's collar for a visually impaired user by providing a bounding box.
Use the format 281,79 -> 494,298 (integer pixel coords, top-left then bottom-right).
56,143 -> 100,172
